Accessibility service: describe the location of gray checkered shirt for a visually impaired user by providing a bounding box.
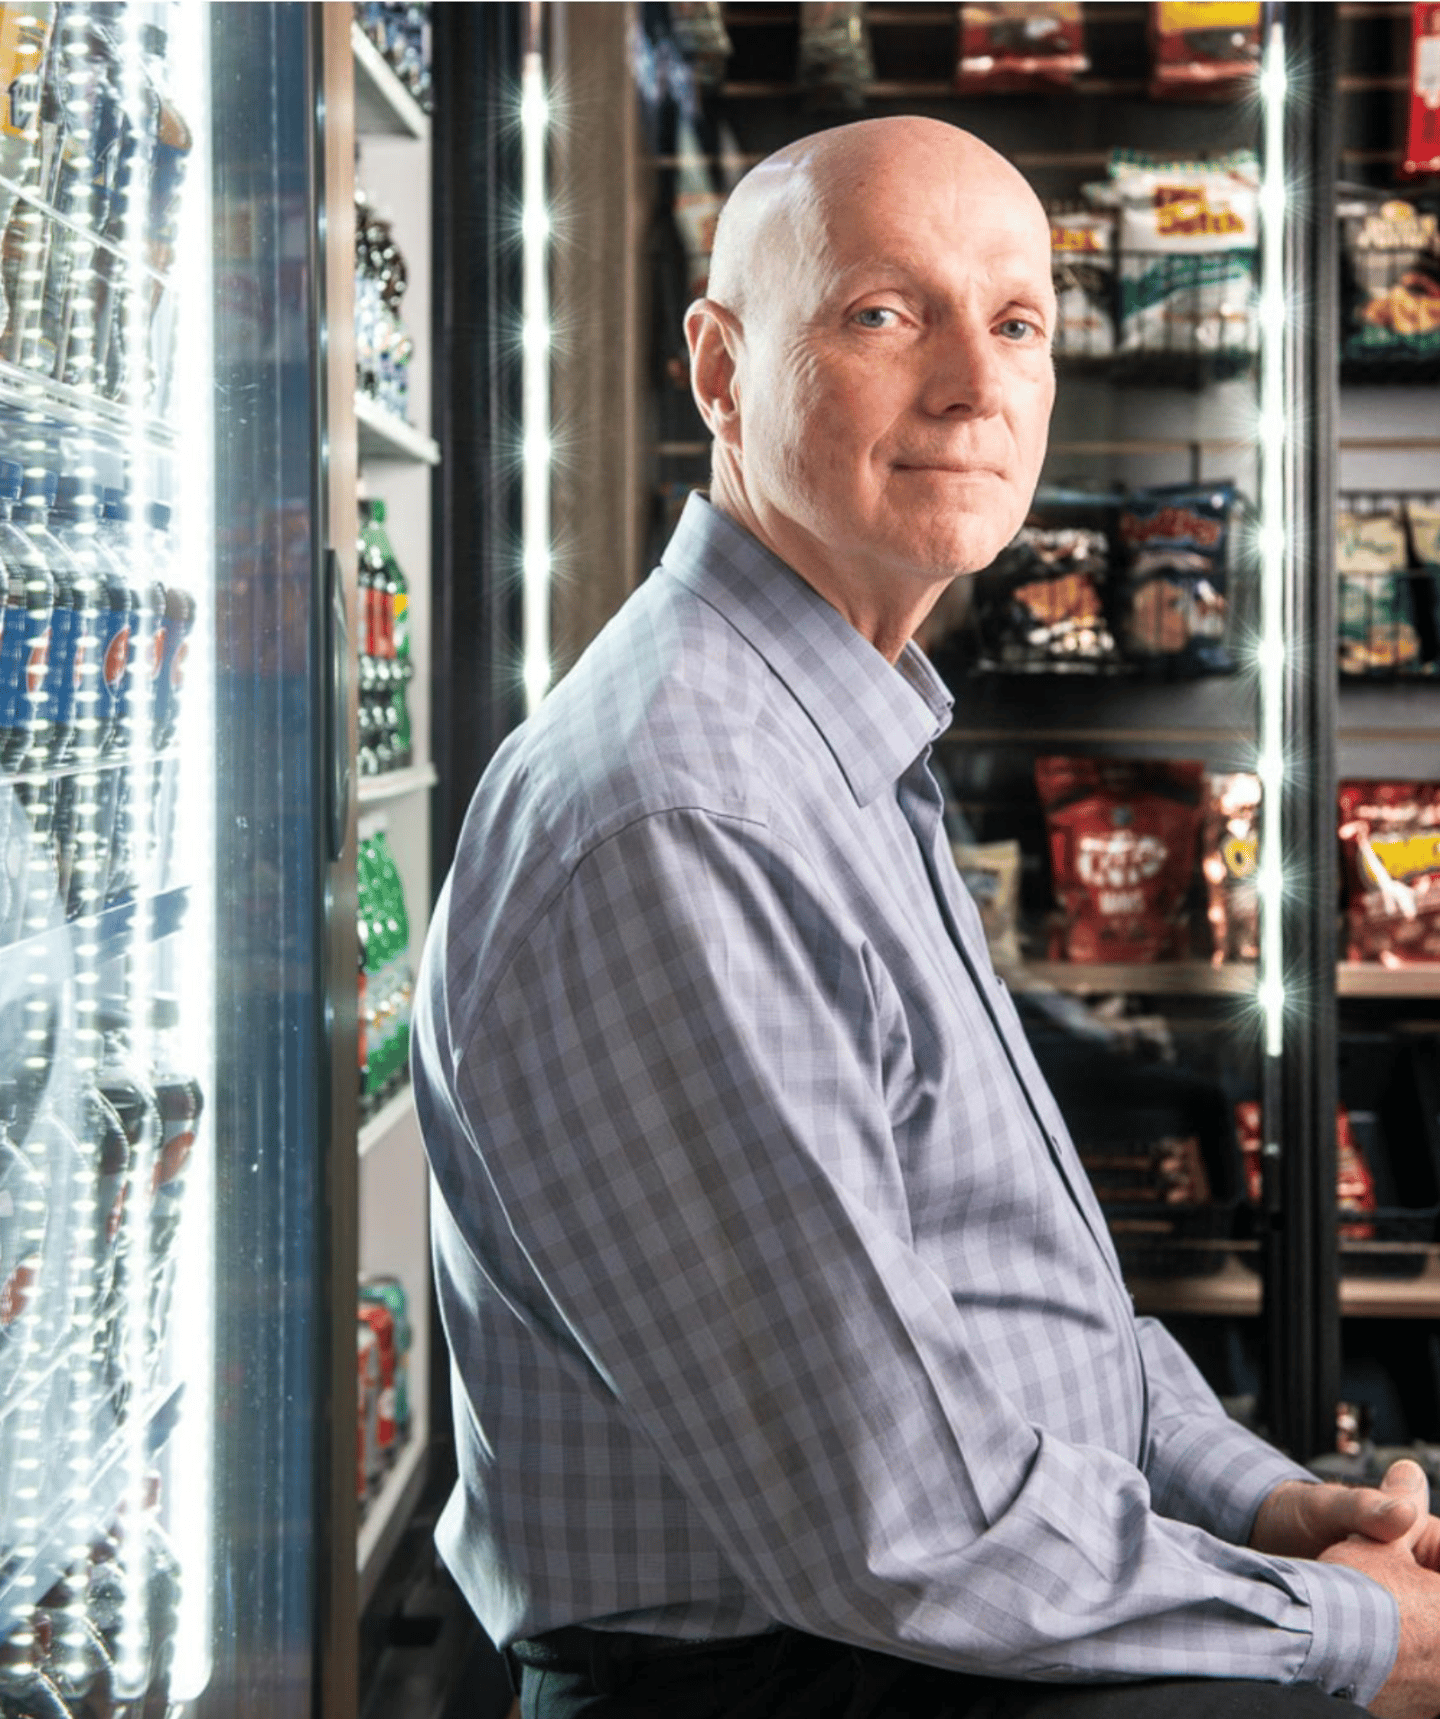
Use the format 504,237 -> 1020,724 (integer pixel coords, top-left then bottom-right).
414,494 -> 1396,1701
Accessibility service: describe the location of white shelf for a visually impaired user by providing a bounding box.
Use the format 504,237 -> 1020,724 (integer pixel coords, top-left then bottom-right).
359,1084 -> 417,1160
357,1432 -> 429,1609
356,392 -> 440,465
358,761 -> 438,809
352,20 -> 429,140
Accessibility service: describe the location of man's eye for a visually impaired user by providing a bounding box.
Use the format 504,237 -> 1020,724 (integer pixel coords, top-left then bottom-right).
853,306 -> 899,329
998,317 -> 1042,342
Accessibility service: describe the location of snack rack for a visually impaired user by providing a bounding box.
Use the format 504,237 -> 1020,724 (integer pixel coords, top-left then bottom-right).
546,1 -> 1440,1463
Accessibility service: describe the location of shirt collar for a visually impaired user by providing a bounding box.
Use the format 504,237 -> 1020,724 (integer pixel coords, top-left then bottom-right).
660,493 -> 954,808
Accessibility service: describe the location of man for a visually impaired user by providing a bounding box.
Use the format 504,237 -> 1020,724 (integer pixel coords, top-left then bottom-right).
413,118 -> 1440,1718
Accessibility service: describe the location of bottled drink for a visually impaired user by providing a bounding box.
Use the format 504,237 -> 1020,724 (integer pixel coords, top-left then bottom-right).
141,22 -> 191,413
94,1011 -> 160,1412
147,994 -> 202,1371
0,1086 -> 46,1396
30,472 -> 99,774
0,459 -> 55,776
0,2 -> 56,363
370,830 -> 413,1099
359,1298 -> 398,1467
359,1274 -> 412,1441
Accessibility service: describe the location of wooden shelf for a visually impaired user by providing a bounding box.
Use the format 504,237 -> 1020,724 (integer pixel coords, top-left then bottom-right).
357,1433 -> 429,1609
352,20 -> 429,140
1338,964 -> 1440,1000
1129,1254 -> 1261,1316
1020,960 -> 1255,997
358,761 -> 439,808
1339,1252 -> 1440,1318
356,393 -> 440,465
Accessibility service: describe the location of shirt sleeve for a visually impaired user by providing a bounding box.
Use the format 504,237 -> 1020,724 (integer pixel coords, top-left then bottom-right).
451,805 -> 1398,1702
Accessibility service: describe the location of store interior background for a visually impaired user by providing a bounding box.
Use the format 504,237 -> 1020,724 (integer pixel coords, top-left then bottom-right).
367,5 -> 1440,1717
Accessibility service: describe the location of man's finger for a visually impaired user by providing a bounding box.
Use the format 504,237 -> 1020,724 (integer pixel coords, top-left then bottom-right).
1377,1458 -> 1431,1552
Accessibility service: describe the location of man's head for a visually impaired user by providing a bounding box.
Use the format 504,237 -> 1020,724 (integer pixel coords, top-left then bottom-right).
686,117 -> 1056,658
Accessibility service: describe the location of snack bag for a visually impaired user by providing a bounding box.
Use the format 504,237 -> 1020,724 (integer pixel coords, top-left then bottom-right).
1407,498 -> 1440,663
1079,1137 -> 1211,1207
956,3 -> 1087,95
1035,756 -> 1204,962
979,526 -> 1119,671
1234,1100 -> 1377,1237
1337,504 -> 1422,676
1051,209 -> 1116,357
1339,193 -> 1440,369
1107,149 -> 1259,358
797,2 -> 874,111
1148,2 -> 1261,99
1201,771 -> 1260,965
1338,780 -> 1440,965
1404,2 -> 1440,179
669,1 -> 732,89
952,839 -> 1022,969
1117,482 -> 1245,675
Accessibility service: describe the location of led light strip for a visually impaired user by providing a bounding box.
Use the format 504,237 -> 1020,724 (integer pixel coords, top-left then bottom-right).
1256,18 -> 1288,1062
520,36 -> 552,715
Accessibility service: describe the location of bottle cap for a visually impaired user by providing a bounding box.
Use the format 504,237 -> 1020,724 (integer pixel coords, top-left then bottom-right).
55,475 -> 101,518
149,995 -> 180,1031
140,22 -> 167,55
370,499 -> 386,524
102,487 -> 132,523
148,501 -> 171,532
19,469 -> 57,509
0,459 -> 22,503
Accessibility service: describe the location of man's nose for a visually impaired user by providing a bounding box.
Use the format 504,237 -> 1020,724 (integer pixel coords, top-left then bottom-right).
920,322 -> 1006,419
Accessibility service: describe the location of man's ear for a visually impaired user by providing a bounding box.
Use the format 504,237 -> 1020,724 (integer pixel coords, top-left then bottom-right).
684,299 -> 742,451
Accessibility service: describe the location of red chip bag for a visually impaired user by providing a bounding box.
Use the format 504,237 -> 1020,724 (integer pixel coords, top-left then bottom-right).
1405,3 -> 1440,179
1338,780 -> 1440,965
956,3 -> 1087,95
1148,2 -> 1261,100
1036,757 -> 1204,962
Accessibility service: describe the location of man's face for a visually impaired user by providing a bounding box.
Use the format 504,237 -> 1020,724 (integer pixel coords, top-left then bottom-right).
732,148 -> 1057,603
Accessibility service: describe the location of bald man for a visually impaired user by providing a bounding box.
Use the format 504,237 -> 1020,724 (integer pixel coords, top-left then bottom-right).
414,119 -> 1440,1719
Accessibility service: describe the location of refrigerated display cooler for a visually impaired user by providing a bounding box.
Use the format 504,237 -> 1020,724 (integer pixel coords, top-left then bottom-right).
0,5 -> 459,1717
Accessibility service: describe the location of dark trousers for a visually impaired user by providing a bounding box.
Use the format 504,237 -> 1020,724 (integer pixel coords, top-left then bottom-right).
508,1628 -> 1357,1719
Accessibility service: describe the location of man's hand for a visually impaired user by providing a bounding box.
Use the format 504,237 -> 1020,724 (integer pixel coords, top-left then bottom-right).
1317,1460 -> 1440,1719
1251,1471 -> 1423,1560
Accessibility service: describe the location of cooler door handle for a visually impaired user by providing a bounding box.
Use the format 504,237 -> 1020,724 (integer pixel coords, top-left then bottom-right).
324,547 -> 351,861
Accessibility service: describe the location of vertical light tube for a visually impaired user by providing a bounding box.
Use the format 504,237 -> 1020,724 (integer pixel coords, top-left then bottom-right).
164,0 -> 215,1697
1257,20 -> 1288,1062
520,27 -> 551,714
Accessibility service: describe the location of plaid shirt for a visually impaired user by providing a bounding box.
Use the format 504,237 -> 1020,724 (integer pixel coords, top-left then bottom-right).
414,494 -> 1396,1702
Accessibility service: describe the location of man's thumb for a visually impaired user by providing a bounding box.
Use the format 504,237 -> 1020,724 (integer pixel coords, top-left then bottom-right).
1378,1458 -> 1430,1551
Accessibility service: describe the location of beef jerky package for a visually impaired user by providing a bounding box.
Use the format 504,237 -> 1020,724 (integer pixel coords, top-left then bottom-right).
797,2 -> 874,111
1107,149 -> 1259,360
1337,503 -> 1422,676
1148,2 -> 1261,100
956,3 -> 1087,95
1035,756 -> 1205,962
1339,192 -> 1440,374
952,839 -> 1022,969
977,526 -> 1119,671
1051,209 -> 1116,358
1117,482 -> 1246,675
1407,499 -> 1440,663
1404,3 -> 1440,178
1201,771 -> 1260,965
1338,780 -> 1440,965
1080,1137 -> 1211,1206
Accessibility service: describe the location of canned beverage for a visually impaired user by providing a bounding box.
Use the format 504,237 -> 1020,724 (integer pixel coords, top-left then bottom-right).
359,1300 -> 397,1465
